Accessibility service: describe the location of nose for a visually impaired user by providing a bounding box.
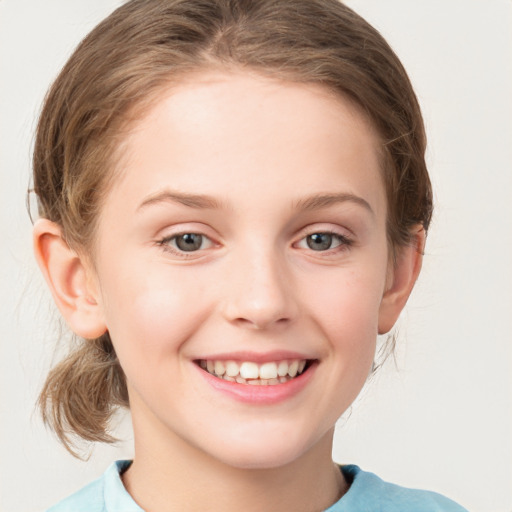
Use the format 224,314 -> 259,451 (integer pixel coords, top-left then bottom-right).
221,247 -> 298,330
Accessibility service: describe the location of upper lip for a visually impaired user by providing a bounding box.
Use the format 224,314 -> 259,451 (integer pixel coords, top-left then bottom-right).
192,350 -> 316,363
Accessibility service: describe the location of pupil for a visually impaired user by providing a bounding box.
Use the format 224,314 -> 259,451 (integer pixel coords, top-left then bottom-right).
176,233 -> 202,251
307,233 -> 332,251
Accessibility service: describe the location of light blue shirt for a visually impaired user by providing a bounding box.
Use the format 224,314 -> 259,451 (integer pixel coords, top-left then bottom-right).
47,460 -> 468,511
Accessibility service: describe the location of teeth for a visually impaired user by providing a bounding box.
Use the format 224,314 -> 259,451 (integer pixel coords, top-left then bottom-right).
259,362 -> 278,380
200,358 -> 309,385
277,361 -> 289,377
288,360 -> 299,378
240,362 -> 259,380
225,360 -> 240,377
214,361 -> 226,376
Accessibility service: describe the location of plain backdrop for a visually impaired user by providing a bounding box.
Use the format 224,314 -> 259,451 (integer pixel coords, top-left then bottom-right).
1,1 -> 511,511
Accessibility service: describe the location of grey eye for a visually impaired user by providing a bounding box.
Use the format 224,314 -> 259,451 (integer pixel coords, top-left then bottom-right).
175,233 -> 204,251
306,233 -> 334,251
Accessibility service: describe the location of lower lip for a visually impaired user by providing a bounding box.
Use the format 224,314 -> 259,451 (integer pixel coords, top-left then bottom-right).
196,363 -> 317,405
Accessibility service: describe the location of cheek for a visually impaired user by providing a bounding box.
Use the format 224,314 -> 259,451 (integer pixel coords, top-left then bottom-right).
306,264 -> 386,394
310,266 -> 385,340
98,264 -> 211,367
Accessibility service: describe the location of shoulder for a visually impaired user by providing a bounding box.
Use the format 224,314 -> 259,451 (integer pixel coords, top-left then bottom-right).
326,465 -> 469,512
46,460 -> 140,512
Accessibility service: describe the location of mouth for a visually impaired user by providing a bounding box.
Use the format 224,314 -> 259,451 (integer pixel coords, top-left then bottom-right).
195,358 -> 314,386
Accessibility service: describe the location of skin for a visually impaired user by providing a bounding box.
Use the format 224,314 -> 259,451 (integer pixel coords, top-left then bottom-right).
34,71 -> 424,511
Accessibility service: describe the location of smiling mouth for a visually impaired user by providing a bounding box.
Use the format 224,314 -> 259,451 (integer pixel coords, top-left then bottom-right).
196,359 -> 314,385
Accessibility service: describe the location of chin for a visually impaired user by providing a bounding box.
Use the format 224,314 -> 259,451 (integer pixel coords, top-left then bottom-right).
203,430 -> 318,471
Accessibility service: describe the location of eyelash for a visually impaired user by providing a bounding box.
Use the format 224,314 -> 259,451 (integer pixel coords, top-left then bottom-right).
157,232 -> 214,258
157,229 -> 353,258
294,230 -> 353,254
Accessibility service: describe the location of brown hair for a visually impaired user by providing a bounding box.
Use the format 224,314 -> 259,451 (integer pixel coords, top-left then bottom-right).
33,0 -> 432,455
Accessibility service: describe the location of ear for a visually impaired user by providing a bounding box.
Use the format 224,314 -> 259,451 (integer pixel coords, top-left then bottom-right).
378,226 -> 425,334
33,219 -> 107,339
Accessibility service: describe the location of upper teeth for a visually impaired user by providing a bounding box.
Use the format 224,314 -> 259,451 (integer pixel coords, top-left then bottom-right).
200,359 -> 307,380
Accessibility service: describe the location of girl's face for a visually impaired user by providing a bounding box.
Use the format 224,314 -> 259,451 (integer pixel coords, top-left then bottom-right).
90,71 -> 398,469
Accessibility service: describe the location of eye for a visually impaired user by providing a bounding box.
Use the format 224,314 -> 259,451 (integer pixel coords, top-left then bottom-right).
297,232 -> 350,252
160,233 -> 213,253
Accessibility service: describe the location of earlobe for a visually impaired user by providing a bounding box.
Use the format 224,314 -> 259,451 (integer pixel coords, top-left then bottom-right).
33,219 -> 107,339
378,226 -> 425,335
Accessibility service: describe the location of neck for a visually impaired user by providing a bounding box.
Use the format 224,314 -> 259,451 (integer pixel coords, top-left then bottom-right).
123,413 -> 347,512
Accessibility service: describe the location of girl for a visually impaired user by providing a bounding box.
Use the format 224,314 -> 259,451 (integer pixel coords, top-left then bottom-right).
31,0 -> 468,510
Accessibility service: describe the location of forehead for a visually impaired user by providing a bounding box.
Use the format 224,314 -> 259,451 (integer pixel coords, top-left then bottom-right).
106,71 -> 385,219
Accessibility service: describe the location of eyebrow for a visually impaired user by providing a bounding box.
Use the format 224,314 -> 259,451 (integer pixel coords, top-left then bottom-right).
137,190 -> 222,211
137,189 -> 373,215
293,193 -> 374,215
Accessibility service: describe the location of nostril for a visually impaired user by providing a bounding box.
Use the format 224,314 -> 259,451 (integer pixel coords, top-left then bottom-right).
233,315 -> 290,330
221,268 -> 299,329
